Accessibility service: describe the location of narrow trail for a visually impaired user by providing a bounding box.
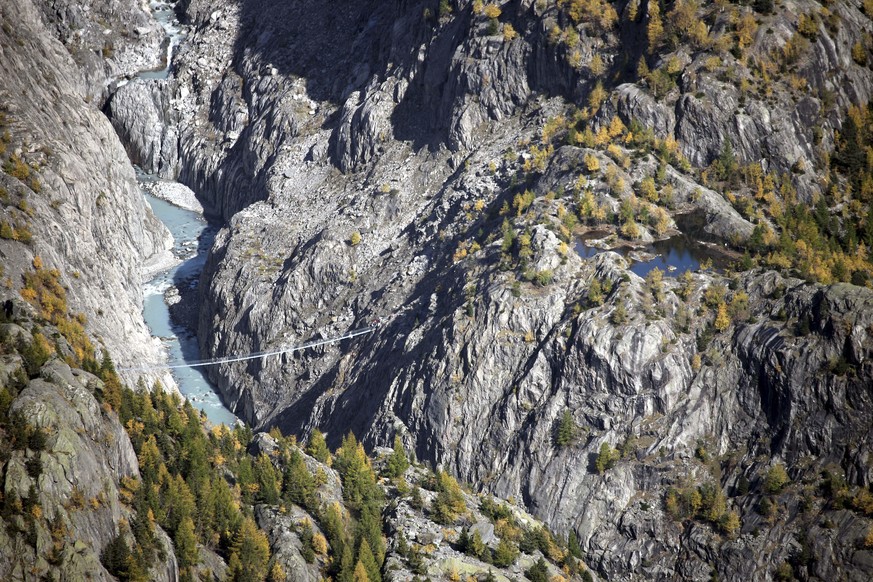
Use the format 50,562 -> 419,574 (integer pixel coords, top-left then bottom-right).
120,325 -> 377,372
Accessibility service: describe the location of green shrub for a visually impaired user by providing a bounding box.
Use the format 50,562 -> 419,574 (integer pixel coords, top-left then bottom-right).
610,298 -> 628,325
3,153 -> 29,181
595,442 -> 619,473
764,464 -> 789,494
439,0 -> 452,18
491,538 -> 519,567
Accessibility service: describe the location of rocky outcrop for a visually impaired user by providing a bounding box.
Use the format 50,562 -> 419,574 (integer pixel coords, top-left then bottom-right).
255,505 -> 322,582
28,0 -> 165,103
0,0 -> 173,384
0,343 -> 179,580
108,78 -> 181,178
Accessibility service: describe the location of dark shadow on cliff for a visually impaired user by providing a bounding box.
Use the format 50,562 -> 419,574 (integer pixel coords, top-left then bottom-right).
230,0 -> 390,103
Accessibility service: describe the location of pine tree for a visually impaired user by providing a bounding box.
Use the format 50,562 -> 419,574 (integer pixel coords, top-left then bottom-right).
182,425 -> 210,493
595,442 -> 618,474
765,464 -> 790,494
338,542 -> 355,582
307,429 -> 332,464
228,518 -> 271,582
555,410 -> 577,447
175,516 -> 199,571
468,530 -> 486,560
356,504 -> 385,564
164,474 -> 196,534
588,278 -> 604,306
526,557 -> 549,582
357,538 -> 381,582
568,529 -> 583,558
334,433 -> 381,511
492,538 -> 519,567
254,453 -> 281,505
432,470 -> 466,524
322,501 -> 347,556
283,449 -> 316,509
138,436 -> 162,484
353,560 -> 370,582
236,456 -> 256,504
101,531 -> 131,578
300,520 -> 315,563
268,563 -> 287,582
100,352 -> 122,411
211,475 -> 242,550
646,0 -> 664,50
611,298 -> 628,325
714,301 -> 731,332
386,435 -> 409,478
457,527 -> 470,551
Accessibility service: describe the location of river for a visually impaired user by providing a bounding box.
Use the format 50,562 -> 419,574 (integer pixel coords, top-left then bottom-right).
140,187 -> 238,426
134,2 -> 237,426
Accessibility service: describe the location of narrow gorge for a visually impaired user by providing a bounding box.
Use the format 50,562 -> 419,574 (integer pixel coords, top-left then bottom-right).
3,0 -> 873,580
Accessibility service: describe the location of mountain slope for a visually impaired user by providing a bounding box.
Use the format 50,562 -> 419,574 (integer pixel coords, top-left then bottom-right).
103,0 -> 873,579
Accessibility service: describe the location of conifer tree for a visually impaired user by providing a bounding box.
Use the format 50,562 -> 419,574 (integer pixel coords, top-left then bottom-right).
714,301 -> 731,331
356,504 -> 385,564
175,516 -> 199,572
164,474 -> 196,533
568,530 -> 583,558
283,448 -> 316,508
432,470 -> 466,524
254,453 -> 281,505
646,0 -> 664,50
588,278 -> 604,306
526,557 -> 549,582
300,520 -> 315,563
555,410 -> 577,447
353,560 -> 370,582
468,530 -> 486,560
228,518 -> 271,582
307,429 -> 332,464
338,542 -> 355,582
322,501 -> 347,555
357,538 -> 381,582
335,433 -> 380,511
386,435 -> 409,478
492,538 -> 519,567
457,526 -> 470,551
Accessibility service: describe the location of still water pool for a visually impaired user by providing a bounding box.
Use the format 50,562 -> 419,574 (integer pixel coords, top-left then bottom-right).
576,213 -> 731,278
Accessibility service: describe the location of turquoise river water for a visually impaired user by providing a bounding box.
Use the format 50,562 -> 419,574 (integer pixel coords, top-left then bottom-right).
141,191 -> 238,426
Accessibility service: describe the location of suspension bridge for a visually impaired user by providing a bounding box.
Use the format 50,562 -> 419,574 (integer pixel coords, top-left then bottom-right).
118,324 -> 377,372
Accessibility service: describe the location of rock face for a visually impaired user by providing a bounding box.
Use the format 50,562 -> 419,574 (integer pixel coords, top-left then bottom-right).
249,441 -> 593,582
0,0 -> 189,575
107,79 -> 182,179
98,0 -> 873,579
0,339 -> 180,580
0,0 -> 173,384
27,0 -> 164,103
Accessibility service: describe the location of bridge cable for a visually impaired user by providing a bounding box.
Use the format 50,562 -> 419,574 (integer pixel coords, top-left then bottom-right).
118,325 -> 376,372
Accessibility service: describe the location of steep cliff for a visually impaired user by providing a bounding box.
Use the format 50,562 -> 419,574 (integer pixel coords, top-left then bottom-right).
0,313 -> 182,580
104,0 -> 873,579
0,0 -> 193,576
0,0 -> 174,383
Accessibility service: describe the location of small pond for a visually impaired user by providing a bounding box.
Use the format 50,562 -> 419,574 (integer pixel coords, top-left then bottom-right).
575,212 -> 733,278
